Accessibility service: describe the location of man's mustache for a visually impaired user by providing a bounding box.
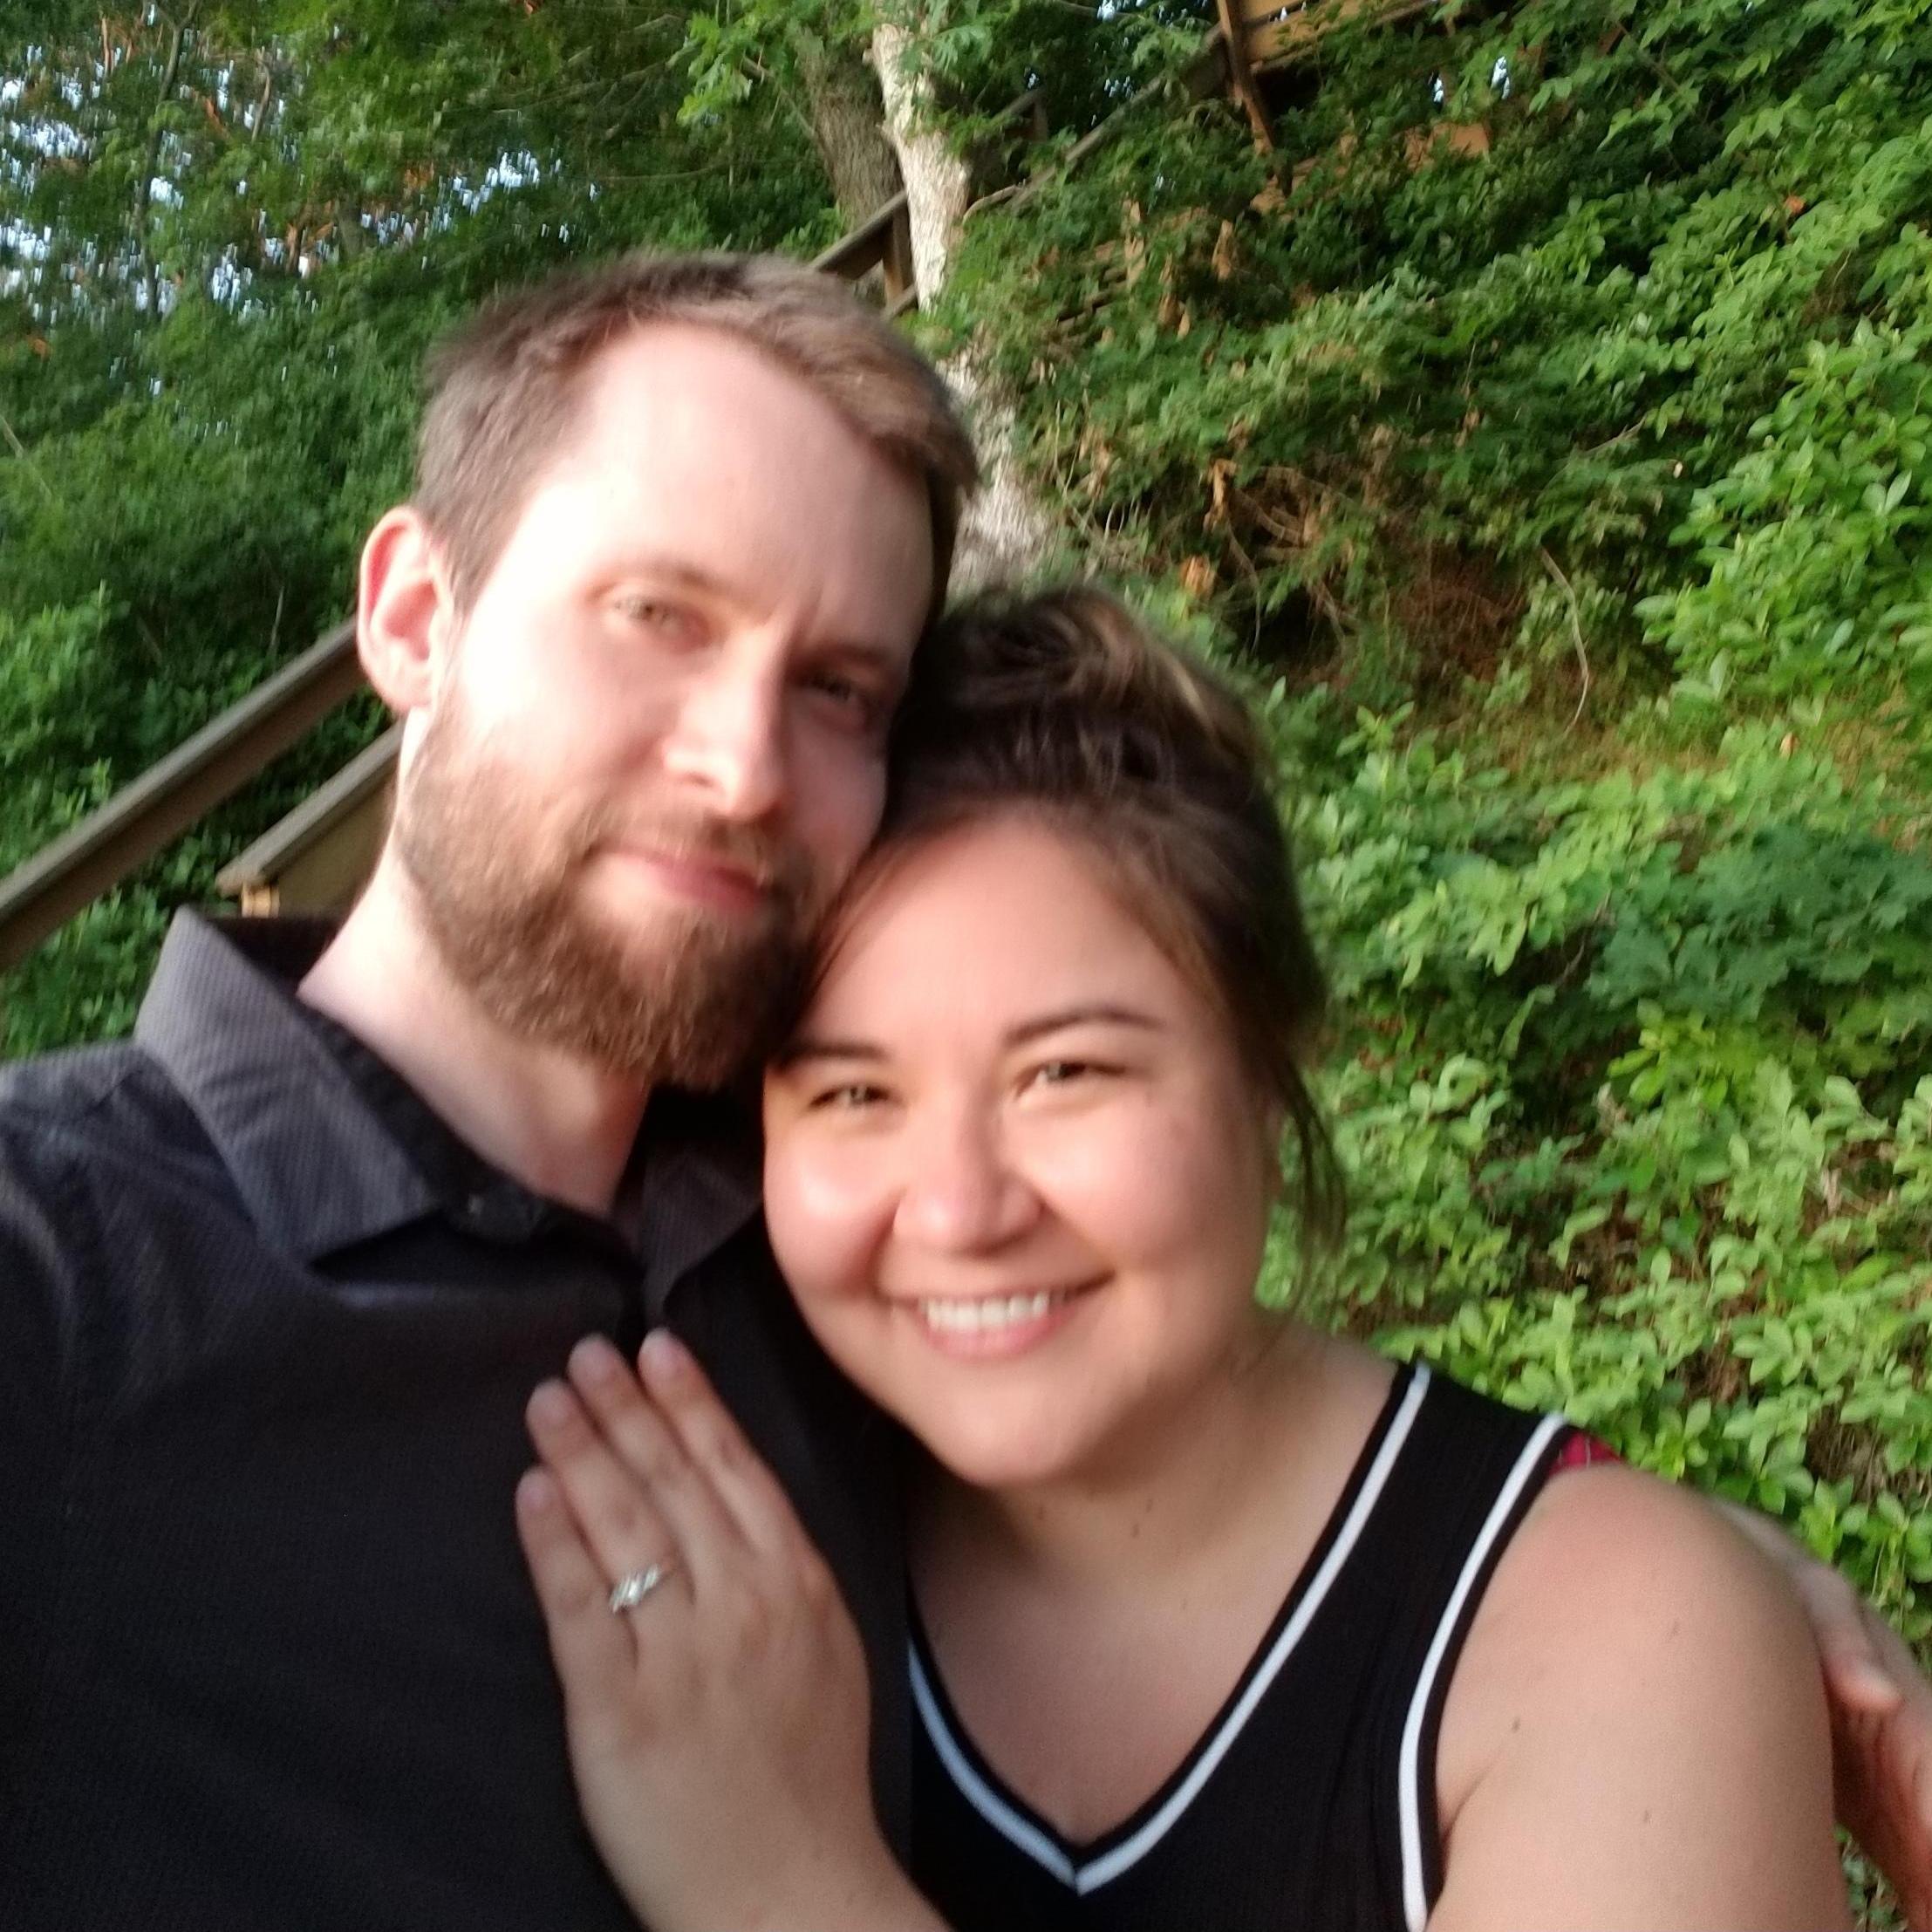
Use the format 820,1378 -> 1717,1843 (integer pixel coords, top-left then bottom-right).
574,810 -> 809,903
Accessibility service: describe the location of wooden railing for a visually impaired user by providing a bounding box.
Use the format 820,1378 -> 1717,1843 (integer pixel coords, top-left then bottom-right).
1219,0 -> 1440,142
0,623 -> 362,970
811,191 -> 918,316
0,84 -> 1105,969
212,723 -> 401,918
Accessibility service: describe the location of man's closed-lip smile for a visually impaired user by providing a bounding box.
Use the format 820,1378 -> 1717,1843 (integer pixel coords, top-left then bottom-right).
609,844 -> 773,914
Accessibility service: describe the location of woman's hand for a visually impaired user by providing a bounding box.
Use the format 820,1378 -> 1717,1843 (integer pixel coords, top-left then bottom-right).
1718,1501 -> 1932,1929
515,1330 -> 945,1932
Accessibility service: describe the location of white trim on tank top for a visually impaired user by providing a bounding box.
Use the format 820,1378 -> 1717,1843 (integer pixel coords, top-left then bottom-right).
912,1362 -> 1437,1897
1397,1410 -> 1570,1931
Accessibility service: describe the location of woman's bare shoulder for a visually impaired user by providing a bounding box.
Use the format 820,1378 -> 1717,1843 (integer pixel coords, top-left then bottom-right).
1430,1460 -> 1848,1931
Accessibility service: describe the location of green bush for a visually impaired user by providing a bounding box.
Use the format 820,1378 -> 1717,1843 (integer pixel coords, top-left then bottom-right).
1258,702 -> 1932,1638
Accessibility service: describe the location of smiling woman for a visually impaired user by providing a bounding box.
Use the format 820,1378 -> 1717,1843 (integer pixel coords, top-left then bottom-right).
764,814 -> 1296,1486
519,588 -> 1856,1932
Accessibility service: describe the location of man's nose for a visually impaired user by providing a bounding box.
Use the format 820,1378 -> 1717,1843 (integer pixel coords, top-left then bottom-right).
662,658 -> 786,822
894,1103 -> 1040,1255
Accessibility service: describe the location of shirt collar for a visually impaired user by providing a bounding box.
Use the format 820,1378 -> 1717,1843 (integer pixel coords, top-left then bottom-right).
134,910 -> 761,1272
631,1081 -> 765,1301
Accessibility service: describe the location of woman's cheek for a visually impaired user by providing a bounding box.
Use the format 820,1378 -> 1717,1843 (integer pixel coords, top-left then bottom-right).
1028,1102 -> 1203,1264
766,1135 -> 898,1311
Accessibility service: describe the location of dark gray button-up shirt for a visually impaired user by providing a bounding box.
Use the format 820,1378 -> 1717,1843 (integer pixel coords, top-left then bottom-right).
0,912 -> 906,1932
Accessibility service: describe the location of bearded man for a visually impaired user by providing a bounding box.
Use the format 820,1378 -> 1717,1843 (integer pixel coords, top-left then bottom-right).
0,253 -> 971,1932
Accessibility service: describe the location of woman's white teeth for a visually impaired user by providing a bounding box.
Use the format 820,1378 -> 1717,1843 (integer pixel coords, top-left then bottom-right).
918,1290 -> 1068,1335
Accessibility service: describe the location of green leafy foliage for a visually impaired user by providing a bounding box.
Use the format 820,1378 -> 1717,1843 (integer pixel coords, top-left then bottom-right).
1643,297 -> 1932,701
939,0 -> 1932,720
1267,708 -> 1932,1645
681,1 -> 1211,142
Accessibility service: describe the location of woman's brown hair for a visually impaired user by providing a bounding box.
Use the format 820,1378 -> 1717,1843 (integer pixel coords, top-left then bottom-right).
830,584 -> 1345,1253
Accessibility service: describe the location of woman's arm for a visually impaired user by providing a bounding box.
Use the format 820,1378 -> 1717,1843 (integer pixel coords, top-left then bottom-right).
1430,1463 -> 1850,1931
515,1331 -> 948,1932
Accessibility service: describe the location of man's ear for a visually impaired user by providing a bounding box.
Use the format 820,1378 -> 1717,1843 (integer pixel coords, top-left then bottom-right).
358,505 -> 455,716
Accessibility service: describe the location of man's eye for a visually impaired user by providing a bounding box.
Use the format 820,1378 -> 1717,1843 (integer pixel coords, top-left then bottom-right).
802,670 -> 884,729
616,596 -> 697,639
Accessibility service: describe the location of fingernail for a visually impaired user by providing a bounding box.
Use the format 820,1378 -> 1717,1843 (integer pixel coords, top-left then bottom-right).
517,1469 -> 556,1515
1847,1659 -> 1900,1704
529,1381 -> 576,1430
639,1328 -> 690,1382
570,1335 -> 622,1382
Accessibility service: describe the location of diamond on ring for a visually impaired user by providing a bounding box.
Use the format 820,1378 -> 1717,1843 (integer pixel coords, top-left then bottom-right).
608,1562 -> 672,1614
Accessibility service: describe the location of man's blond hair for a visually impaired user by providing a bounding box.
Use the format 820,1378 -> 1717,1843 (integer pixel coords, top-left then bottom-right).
415,252 -> 979,619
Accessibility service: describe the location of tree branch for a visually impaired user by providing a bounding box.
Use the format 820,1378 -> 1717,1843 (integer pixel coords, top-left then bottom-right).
133,5 -> 194,319
1540,545 -> 1592,729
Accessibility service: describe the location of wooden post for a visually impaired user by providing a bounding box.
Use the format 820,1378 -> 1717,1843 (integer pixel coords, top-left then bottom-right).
882,200 -> 917,308
1216,0 -> 1276,150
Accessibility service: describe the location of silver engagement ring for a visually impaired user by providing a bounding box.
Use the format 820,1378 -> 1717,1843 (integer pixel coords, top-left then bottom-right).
607,1561 -> 674,1614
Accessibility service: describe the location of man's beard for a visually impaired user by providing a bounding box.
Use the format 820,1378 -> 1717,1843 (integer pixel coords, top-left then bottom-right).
393,697 -> 824,1088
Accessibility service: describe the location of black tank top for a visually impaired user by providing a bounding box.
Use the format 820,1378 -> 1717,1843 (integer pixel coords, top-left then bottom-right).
908,1362 -> 1575,1932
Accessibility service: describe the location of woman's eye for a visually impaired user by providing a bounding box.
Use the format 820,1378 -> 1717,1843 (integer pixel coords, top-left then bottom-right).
1027,1060 -> 1097,1091
810,1082 -> 887,1111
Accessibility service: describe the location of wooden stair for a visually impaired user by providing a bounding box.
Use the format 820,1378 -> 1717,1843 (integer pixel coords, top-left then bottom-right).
1244,0 -> 1436,68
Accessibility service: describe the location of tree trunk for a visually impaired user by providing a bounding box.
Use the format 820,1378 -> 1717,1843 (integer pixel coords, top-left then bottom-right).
870,14 -> 1052,589
867,17 -> 971,297
788,26 -> 902,228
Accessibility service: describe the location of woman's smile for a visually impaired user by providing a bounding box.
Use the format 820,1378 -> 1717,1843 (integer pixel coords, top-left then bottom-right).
902,1278 -> 1102,1359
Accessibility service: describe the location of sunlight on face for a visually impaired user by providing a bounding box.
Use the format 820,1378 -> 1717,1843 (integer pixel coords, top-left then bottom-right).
762,815 -> 1281,1492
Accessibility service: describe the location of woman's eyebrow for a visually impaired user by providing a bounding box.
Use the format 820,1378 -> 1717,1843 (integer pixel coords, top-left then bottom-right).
775,1007 -> 1159,1070
770,1038 -> 884,1072
1004,1005 -> 1160,1049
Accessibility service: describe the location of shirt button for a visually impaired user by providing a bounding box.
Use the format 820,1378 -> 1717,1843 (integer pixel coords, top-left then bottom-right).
461,1191 -> 525,1239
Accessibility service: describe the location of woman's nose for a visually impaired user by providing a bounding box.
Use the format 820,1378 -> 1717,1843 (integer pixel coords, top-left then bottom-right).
893,1104 -> 1039,1255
